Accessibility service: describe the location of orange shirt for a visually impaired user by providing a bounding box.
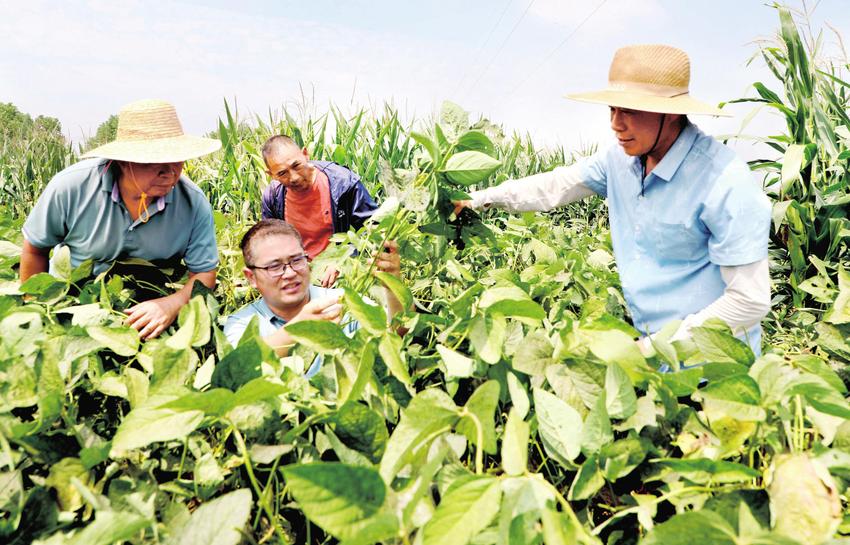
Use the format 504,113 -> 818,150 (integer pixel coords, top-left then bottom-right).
284,170 -> 334,259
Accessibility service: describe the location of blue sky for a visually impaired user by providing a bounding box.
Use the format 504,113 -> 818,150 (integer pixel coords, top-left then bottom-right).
2,0 -> 848,160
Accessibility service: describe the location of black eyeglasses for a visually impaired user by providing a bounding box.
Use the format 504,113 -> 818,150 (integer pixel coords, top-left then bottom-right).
250,254 -> 309,277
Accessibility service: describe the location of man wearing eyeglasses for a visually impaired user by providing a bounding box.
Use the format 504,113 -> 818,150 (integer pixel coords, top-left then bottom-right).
223,219 -> 404,376
260,135 -> 378,287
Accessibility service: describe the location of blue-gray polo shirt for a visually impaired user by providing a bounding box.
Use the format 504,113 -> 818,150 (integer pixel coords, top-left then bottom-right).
579,122 -> 771,353
23,158 -> 219,275
224,285 -> 361,377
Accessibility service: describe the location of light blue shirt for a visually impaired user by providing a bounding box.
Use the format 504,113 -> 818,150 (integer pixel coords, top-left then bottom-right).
579,122 -> 771,352
223,285 -> 360,377
23,158 -> 219,274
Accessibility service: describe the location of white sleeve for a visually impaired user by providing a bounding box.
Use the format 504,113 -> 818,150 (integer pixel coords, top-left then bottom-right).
669,258 -> 771,342
469,164 -> 595,212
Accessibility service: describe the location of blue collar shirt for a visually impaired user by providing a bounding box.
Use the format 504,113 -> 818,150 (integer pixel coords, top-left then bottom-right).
579,122 -> 771,352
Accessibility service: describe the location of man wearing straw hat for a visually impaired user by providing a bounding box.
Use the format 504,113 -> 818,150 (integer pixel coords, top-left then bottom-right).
455,44 -> 771,354
20,99 -> 221,340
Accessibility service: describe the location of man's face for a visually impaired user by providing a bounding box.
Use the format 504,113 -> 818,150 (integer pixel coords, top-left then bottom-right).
244,234 -> 311,314
122,161 -> 184,197
609,107 -> 666,157
264,144 -> 316,191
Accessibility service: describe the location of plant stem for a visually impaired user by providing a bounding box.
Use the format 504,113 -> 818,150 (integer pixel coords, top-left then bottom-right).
229,423 -> 291,545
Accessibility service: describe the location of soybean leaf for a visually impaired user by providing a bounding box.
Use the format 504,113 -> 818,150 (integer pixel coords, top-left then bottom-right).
380,389 -> 458,481
166,488 -> 253,545
604,363 -> 637,420
437,344 -> 475,379
470,313 -> 506,364
86,325 -> 139,357
533,388 -> 583,465
411,131 -> 441,164
332,402 -> 389,463
690,325 -> 754,366
111,393 -> 205,455
443,151 -> 502,186
569,454 -> 605,500
655,458 -> 760,485
286,320 -> 350,352
343,288 -> 386,335
457,380 -> 500,454
166,295 -> 211,350
511,331 -> 554,376
374,271 -> 413,311
641,510 -> 738,545
378,332 -> 412,386
696,375 -> 766,422
283,463 -> 392,542
456,130 -> 496,156
422,476 -> 502,545
507,371 -> 530,419
62,511 -> 151,545
502,408 -> 529,476
582,396 -> 613,455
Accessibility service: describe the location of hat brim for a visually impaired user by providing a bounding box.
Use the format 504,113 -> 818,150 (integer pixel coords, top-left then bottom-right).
81,135 -> 222,163
566,89 -> 731,117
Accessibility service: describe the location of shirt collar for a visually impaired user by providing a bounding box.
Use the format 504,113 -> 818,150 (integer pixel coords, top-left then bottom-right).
100,160 -> 168,211
650,121 -> 698,183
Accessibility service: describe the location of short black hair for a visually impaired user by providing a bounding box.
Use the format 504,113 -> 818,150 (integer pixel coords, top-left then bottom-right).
261,134 -> 299,165
240,219 -> 304,266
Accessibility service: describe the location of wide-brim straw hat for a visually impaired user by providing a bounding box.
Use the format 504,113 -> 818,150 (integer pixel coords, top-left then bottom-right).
567,44 -> 731,117
82,99 -> 221,163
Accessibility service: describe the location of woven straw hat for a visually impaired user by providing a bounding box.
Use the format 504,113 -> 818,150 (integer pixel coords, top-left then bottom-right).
567,44 -> 730,117
82,99 -> 221,163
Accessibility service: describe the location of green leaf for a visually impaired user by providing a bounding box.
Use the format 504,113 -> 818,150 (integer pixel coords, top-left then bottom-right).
479,285 -> 545,322
583,329 -> 649,383
456,131 -> 496,156
285,319 -> 350,352
443,151 -> 502,186
45,458 -> 90,512
655,458 -> 761,484
411,131 -> 441,164
824,266 -> 850,324
166,295 -> 211,349
378,332 -> 412,386
457,380 -> 500,454
568,454 -> 605,500
604,363 -> 637,420
510,331 -> 554,376
697,375 -> 766,422
422,476 -> 502,545
641,511 -> 737,545
374,271 -> 413,310
212,330 -> 279,390
507,371 -> 530,419
581,396 -> 613,455
110,393 -> 205,455
166,488 -> 253,545
533,388 -> 583,464
599,436 -> 647,481
469,313 -> 506,364
437,344 -> 475,379
780,143 -> 806,191
343,288 -> 386,335
86,325 -> 140,357
690,324 -> 754,365
64,511 -> 151,545
502,408 -> 529,476
283,463 -> 392,542
380,389 -> 458,481
332,402 -> 389,463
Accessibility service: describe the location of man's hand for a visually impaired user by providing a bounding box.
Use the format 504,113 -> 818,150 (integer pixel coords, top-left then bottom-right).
373,240 -> 401,278
319,266 -> 340,288
452,200 -> 472,217
292,295 -> 343,324
125,292 -> 184,340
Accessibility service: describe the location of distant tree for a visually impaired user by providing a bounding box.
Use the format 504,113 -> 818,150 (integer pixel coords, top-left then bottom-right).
83,114 -> 118,152
0,102 -> 63,143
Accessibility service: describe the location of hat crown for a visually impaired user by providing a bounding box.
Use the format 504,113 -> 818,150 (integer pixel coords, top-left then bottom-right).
116,99 -> 184,141
608,44 -> 690,98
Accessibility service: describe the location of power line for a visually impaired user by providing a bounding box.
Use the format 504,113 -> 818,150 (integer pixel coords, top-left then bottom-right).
498,0 -> 609,108
451,0 -> 515,100
460,0 -> 538,102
